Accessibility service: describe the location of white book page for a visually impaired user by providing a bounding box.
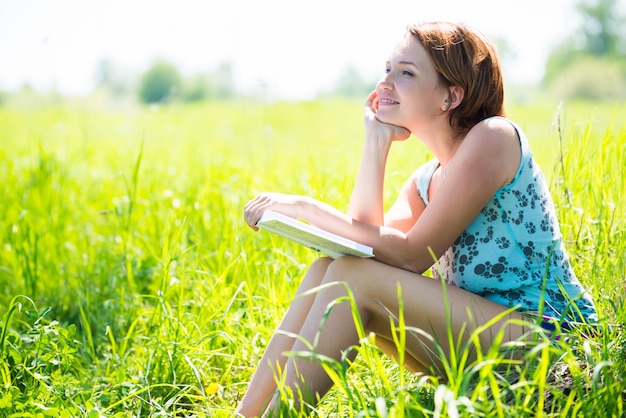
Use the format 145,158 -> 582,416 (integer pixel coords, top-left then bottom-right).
256,211 -> 374,259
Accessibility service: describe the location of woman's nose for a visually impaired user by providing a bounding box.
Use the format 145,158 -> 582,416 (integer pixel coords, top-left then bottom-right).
377,75 -> 393,91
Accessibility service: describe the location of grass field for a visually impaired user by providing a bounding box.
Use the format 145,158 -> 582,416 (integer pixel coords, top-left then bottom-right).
0,98 -> 624,417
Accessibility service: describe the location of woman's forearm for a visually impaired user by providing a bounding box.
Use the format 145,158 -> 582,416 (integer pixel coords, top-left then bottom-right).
302,200 -> 434,274
347,137 -> 392,225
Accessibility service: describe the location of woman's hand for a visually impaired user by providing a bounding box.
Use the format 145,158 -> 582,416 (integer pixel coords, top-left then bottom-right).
244,192 -> 307,231
364,91 -> 411,143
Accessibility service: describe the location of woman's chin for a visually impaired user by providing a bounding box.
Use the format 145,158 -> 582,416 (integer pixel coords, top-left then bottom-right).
375,114 -> 394,125
376,115 -> 405,129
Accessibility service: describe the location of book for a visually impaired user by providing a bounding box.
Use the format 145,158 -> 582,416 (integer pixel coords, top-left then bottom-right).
255,211 -> 374,259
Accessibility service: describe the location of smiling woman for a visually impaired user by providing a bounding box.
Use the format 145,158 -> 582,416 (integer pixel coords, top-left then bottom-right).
235,20 -> 597,417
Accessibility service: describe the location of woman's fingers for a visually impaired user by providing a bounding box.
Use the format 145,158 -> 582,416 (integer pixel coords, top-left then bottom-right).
244,193 -> 300,230
365,90 -> 378,111
243,195 -> 268,230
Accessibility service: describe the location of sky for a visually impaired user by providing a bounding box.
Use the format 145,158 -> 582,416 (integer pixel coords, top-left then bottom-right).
0,0 -> 580,100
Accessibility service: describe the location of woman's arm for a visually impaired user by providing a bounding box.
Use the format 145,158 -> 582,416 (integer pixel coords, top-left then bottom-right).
244,119 -> 519,275
244,91 -> 410,231
347,91 -> 410,225
383,171 -> 426,233
373,118 -> 522,272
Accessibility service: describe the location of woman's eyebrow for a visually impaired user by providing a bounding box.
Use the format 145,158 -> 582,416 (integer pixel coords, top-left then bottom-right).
387,59 -> 419,68
397,60 -> 418,68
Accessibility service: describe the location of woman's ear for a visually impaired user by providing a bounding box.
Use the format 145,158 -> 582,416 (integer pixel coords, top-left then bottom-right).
447,86 -> 464,110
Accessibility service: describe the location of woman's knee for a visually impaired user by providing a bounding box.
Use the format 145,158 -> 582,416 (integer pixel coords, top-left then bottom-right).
323,256 -> 365,282
309,256 -> 334,273
297,257 -> 334,293
322,256 -> 376,299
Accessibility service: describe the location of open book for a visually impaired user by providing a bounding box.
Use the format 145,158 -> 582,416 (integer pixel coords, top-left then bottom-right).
256,211 -> 374,259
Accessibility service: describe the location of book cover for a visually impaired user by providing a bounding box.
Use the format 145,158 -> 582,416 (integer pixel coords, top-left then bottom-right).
255,211 -> 374,259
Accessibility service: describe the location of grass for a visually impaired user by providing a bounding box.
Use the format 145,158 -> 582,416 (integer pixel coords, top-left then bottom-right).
0,98 -> 624,416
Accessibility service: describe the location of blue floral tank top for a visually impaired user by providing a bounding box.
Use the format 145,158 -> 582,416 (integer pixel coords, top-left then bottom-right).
416,118 -> 597,322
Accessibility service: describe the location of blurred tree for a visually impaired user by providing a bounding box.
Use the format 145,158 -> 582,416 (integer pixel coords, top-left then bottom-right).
543,0 -> 626,100
211,62 -> 235,100
138,59 -> 181,104
181,62 -> 235,102
95,58 -> 131,97
576,0 -> 624,56
183,74 -> 210,102
548,55 -> 626,101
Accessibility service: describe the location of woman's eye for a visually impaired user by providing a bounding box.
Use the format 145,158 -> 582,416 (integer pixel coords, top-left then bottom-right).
384,67 -> 413,76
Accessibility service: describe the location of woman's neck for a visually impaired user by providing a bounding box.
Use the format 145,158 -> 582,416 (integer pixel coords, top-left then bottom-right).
418,129 -> 464,167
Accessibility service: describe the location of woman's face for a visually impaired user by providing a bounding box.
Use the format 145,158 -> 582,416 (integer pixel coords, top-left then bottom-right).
374,34 -> 449,130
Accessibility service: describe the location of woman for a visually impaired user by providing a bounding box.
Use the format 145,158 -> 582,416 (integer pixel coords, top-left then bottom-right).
237,21 -> 597,416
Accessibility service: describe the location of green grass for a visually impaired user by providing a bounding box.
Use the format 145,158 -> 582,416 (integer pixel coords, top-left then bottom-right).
0,98 -> 624,416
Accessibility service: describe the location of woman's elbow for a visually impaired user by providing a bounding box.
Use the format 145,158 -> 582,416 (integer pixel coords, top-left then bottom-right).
379,254 -> 431,275
376,236 -> 435,274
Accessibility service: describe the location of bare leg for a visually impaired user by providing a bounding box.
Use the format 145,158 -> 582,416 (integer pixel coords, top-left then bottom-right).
235,257 -> 333,417
264,256 -> 528,414
374,335 -> 429,375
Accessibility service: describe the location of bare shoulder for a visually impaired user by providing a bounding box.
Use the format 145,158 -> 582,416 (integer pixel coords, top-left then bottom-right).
466,117 -> 519,147
455,117 -> 521,186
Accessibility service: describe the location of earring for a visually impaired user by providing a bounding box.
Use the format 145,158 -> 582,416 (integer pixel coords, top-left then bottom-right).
442,101 -> 449,111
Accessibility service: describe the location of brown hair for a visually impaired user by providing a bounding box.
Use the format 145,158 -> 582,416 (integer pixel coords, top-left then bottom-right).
408,22 -> 506,134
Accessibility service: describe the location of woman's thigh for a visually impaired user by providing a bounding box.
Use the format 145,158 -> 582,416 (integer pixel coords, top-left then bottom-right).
324,256 -> 528,367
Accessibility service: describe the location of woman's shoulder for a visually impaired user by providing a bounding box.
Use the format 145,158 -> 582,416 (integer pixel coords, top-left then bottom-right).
467,117 -> 519,144
462,117 -> 522,161
457,117 -> 522,187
